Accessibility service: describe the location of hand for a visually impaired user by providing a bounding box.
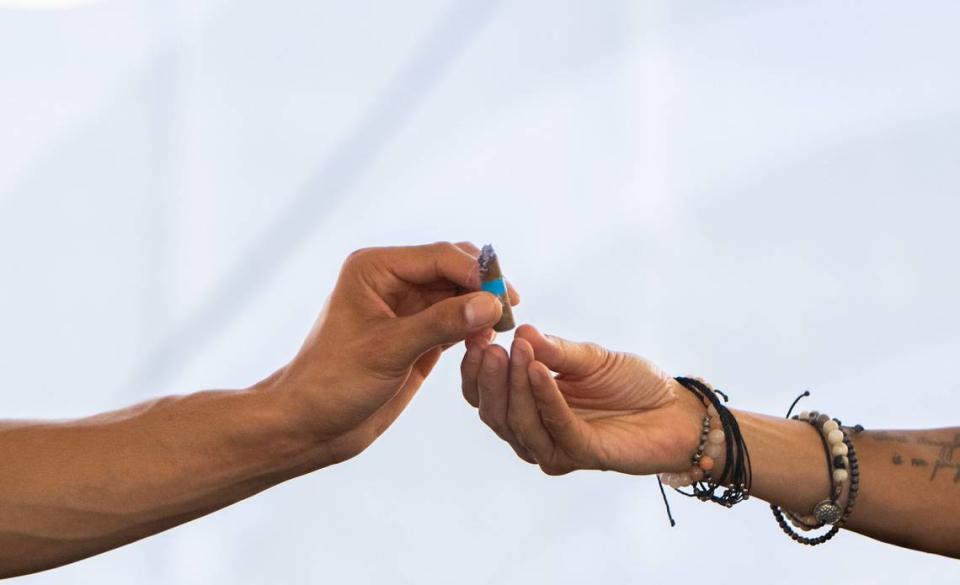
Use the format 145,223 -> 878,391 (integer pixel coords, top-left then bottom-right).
268,242 -> 519,467
460,324 -> 703,475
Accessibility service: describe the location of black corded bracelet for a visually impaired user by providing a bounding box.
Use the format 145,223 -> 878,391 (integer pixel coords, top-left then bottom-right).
656,378 -> 752,526
674,377 -> 752,506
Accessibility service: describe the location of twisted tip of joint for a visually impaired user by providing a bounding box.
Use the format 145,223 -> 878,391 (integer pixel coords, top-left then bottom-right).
478,244 -> 497,274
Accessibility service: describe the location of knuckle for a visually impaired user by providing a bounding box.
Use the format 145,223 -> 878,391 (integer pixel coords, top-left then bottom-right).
584,342 -> 609,365
429,241 -> 457,255
583,342 -> 607,360
344,247 -> 376,269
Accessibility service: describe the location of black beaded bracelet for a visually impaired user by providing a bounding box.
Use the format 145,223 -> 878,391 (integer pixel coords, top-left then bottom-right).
770,393 -> 863,545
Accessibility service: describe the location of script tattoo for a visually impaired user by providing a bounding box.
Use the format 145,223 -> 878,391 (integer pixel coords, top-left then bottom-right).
880,432 -> 960,482
923,434 -> 960,483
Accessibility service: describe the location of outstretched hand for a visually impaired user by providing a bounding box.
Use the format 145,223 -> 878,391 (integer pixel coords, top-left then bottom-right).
461,324 -> 703,475
269,242 -> 519,467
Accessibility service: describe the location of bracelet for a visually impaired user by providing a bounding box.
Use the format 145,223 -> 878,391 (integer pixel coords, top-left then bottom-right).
661,378 -> 751,509
659,411 -> 724,488
770,393 -> 864,545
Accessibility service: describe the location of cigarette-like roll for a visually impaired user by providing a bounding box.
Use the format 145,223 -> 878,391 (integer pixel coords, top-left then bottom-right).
478,244 -> 516,332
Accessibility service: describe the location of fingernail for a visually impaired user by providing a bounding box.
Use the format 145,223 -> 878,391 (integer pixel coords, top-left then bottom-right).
465,294 -> 499,328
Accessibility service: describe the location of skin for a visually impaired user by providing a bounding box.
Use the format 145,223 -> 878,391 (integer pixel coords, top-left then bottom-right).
0,241 -> 519,579
461,324 -> 960,559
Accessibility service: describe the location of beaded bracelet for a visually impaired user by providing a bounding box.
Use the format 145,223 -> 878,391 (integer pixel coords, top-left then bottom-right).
790,412 -> 848,527
770,395 -> 863,545
662,378 -> 751,508
659,411 -> 724,488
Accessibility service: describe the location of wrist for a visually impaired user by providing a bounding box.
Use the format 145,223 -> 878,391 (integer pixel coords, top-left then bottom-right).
728,409 -> 828,511
664,381 -> 714,472
243,375 -> 332,476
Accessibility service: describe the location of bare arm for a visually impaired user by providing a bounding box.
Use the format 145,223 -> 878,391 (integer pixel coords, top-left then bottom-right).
738,409 -> 960,556
0,382 -> 314,577
460,324 -> 960,559
0,242 -> 516,578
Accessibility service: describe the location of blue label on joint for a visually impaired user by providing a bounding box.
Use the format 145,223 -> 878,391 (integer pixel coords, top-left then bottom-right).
481,278 -> 507,296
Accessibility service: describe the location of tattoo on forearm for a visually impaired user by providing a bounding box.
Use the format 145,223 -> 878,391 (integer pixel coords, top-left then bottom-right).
875,431 -> 911,443
889,434 -> 960,482
928,434 -> 960,483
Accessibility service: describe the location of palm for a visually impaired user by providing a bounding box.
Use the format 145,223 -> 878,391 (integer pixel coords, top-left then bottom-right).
556,351 -> 673,413
550,353 -> 692,474
463,325 -> 704,477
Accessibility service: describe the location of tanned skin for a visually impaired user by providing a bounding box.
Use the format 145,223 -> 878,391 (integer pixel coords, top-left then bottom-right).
461,324 -> 960,558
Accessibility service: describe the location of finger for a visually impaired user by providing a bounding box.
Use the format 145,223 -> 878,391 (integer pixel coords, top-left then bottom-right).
363,242 -> 483,290
467,328 -> 496,345
453,241 -> 481,256
460,335 -> 491,408
506,338 -> 555,460
392,291 -> 502,361
439,328 -> 494,354
514,324 -> 609,377
527,360 -> 591,455
454,241 -> 519,306
478,345 -> 536,463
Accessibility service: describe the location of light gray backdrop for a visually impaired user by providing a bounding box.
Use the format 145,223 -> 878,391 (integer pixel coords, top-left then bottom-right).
2,1 -> 959,583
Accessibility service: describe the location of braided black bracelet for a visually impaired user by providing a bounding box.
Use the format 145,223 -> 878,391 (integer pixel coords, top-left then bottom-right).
672,377 -> 752,507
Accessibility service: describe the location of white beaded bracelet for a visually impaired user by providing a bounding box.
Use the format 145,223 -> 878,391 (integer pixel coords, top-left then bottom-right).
786,410 -> 851,528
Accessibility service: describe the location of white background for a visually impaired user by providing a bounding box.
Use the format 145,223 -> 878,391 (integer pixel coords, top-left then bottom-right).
2,1 -> 959,582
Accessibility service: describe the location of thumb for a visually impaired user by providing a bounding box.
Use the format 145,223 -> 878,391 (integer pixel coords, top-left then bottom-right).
392,292 -> 502,361
514,324 -> 610,377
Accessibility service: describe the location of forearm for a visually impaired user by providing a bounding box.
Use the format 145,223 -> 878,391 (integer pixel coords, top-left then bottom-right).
733,409 -> 960,557
0,380 -> 318,578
